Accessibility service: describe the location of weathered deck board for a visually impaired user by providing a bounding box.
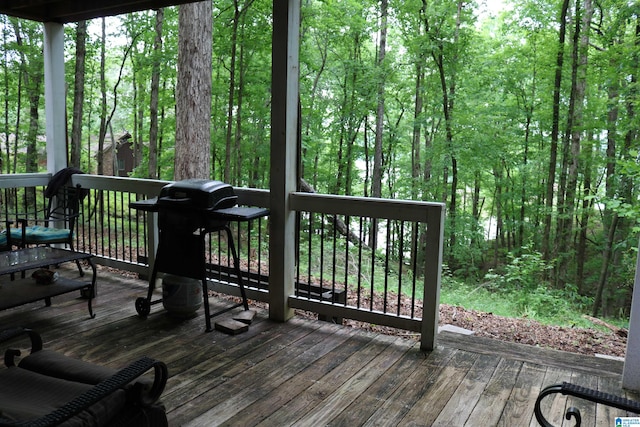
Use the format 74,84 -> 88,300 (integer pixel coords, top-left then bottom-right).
430,353 -> 501,425
0,264 -> 634,426
222,328 -> 369,426
292,335 -> 408,426
466,357 -> 523,425
328,339 -> 426,427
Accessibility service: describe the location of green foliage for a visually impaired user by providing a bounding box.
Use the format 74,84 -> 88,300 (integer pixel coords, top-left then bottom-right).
480,247 -> 594,324
0,0 -> 639,321
441,274 -> 609,329
484,246 -> 552,292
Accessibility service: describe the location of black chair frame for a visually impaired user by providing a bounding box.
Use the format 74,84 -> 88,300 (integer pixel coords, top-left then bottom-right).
16,185 -> 85,276
0,327 -> 168,427
535,382 -> 640,426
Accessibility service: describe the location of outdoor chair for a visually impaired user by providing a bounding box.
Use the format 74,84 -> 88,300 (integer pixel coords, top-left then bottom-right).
11,168 -> 87,275
0,221 -> 16,252
0,327 -> 168,427
535,382 -> 640,426
0,221 -> 20,280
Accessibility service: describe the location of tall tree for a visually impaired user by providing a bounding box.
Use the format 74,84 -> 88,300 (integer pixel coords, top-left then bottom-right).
12,19 -> 42,173
2,15 -> 11,174
542,0 -> 570,263
148,9 -> 164,179
371,0 -> 387,201
175,1 -> 212,180
425,0 -> 466,268
70,21 -> 87,169
97,18 -> 107,176
554,0 -> 592,287
367,0 -> 388,249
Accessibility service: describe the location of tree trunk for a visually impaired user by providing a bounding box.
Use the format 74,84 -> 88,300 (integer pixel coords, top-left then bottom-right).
431,0 -> 463,269
234,35 -> 245,187
2,16 -> 7,174
224,1 -> 240,184
371,0 -> 387,200
148,9 -> 163,179
410,63 -> 424,274
593,213 -> 618,317
97,18 -> 107,176
369,0 -> 388,249
25,80 -> 41,173
576,136 -> 593,292
70,21 -> 86,170
542,0 -> 570,263
334,38 -> 362,195
12,20 -> 42,174
519,104 -> 532,248
175,1 -> 212,180
556,0 -> 592,287
412,63 -> 423,201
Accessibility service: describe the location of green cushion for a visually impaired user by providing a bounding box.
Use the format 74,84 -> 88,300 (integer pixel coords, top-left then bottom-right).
11,225 -> 71,244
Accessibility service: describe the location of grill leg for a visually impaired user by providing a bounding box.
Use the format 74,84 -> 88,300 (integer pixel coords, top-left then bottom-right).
136,262 -> 159,317
224,226 -> 249,311
202,275 -> 213,332
146,265 -> 159,302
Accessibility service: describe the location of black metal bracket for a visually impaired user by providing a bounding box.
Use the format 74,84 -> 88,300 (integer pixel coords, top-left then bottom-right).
535,382 -> 640,427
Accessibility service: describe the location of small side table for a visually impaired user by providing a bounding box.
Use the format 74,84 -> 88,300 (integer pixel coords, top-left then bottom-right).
0,247 -> 97,318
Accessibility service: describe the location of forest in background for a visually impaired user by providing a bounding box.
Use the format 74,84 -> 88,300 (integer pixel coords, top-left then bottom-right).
0,0 -> 639,320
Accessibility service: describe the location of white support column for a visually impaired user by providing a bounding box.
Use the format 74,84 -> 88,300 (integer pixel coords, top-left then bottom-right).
623,237 -> 640,391
269,0 -> 300,322
43,22 -> 67,174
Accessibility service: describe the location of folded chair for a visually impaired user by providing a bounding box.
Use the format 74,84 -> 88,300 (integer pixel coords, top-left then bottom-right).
0,327 -> 169,427
535,382 -> 640,426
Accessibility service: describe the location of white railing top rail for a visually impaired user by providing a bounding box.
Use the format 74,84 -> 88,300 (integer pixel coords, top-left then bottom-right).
290,191 -> 445,221
0,173 -> 51,188
0,173 -> 270,204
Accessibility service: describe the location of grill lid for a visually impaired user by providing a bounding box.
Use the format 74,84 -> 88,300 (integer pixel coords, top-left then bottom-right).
158,179 -> 237,211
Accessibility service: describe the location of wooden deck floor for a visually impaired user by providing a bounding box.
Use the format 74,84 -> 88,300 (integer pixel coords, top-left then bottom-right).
0,264 -> 637,426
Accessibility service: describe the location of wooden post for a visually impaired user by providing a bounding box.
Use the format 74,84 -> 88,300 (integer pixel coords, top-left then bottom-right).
623,237 -> 640,391
43,23 -> 67,174
421,205 -> 445,351
269,0 -> 300,322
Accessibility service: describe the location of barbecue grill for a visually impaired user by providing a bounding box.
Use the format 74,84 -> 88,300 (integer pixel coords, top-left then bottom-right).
131,179 -> 269,332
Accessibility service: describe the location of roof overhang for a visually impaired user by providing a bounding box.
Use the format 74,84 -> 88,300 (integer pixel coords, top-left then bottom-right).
0,1 -> 200,24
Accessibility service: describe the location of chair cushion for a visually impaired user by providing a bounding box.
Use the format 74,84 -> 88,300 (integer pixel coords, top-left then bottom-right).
19,350 -> 155,405
11,225 -> 71,244
0,366 -> 126,427
19,349 -> 118,385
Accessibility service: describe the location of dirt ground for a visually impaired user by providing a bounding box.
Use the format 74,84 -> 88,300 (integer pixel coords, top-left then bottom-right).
335,303 -> 629,359
128,258 -> 627,359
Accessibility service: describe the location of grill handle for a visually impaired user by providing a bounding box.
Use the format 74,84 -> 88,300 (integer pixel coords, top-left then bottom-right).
214,195 -> 238,210
158,196 -> 192,205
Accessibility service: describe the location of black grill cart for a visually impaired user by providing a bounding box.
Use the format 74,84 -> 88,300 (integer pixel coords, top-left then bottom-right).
131,179 -> 269,332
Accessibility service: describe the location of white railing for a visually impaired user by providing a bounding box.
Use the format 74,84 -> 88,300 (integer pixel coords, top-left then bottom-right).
290,192 -> 445,350
0,173 -> 444,350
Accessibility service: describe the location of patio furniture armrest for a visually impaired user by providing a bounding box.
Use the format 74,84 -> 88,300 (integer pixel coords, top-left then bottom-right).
535,382 -> 640,427
16,211 -> 81,226
0,356 -> 167,427
0,220 -> 15,250
1,327 -> 43,367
